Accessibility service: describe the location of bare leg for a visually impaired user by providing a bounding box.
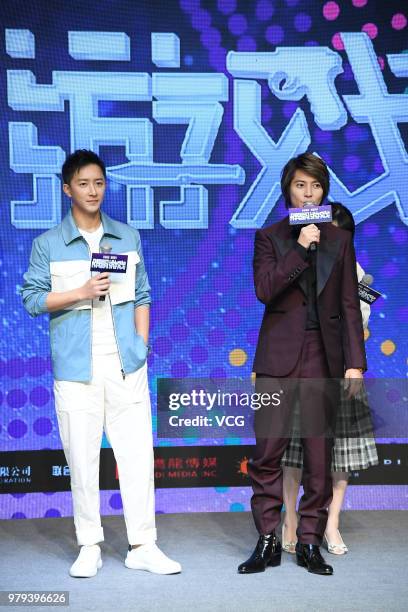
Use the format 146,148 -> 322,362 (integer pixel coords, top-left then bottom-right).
325,471 -> 349,547
282,466 -> 302,544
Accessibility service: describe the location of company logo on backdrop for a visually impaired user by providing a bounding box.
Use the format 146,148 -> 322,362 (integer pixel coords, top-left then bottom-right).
1,446 -> 407,494
0,464 -> 32,485
6,29 -> 408,230
51,465 -> 70,477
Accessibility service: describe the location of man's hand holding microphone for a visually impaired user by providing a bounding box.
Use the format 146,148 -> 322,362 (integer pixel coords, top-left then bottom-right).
78,273 -> 111,300
297,224 -> 321,250
45,273 -> 110,312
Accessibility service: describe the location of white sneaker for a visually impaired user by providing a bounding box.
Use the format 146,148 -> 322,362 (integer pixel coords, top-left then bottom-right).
125,543 -> 181,574
69,544 -> 102,578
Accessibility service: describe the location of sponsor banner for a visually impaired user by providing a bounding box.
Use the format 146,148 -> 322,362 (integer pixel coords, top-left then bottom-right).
0,445 -> 407,494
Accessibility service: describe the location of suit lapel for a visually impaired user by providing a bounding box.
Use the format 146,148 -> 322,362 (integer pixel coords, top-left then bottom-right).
271,233 -> 293,258
316,228 -> 340,297
270,220 -> 341,298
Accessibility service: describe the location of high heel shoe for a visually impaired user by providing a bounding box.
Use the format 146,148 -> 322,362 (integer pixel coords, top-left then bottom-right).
282,524 -> 297,555
324,530 -> 348,555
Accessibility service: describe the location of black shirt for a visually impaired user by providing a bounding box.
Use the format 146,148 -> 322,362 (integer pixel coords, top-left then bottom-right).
293,240 -> 320,330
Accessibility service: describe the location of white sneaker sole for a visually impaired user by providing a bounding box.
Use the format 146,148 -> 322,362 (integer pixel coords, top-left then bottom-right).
69,558 -> 103,578
125,559 -> 181,575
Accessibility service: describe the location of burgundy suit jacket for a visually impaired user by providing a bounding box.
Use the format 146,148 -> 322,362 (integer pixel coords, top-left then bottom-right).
253,217 -> 367,378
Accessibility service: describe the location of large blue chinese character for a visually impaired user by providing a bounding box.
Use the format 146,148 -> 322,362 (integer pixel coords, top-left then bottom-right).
228,79 -> 310,228
227,45 -> 346,227
8,67 -> 152,229
227,47 -> 346,131
109,71 -> 245,229
227,36 -> 408,228
7,31 -> 244,230
8,121 -> 65,228
328,33 -> 408,226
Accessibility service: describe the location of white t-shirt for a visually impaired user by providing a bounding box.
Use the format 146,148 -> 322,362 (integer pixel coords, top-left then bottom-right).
79,224 -> 118,355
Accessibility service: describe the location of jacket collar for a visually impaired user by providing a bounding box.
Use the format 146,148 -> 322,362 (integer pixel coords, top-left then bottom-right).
61,208 -> 121,245
271,219 -> 341,298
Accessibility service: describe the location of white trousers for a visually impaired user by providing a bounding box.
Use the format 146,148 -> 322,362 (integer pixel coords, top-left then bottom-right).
54,352 -> 156,547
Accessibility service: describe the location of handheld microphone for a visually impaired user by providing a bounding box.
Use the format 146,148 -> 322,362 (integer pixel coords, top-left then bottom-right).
303,202 -> 320,252
361,273 -> 374,286
99,242 -> 112,302
288,202 -> 333,252
90,244 -> 128,302
358,274 -> 382,304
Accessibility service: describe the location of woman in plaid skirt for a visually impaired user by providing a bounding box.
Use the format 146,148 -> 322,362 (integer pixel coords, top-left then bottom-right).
281,204 -> 378,556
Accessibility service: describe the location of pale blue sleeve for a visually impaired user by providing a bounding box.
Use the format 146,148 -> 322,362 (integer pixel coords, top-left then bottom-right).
20,236 -> 51,317
134,231 -> 151,308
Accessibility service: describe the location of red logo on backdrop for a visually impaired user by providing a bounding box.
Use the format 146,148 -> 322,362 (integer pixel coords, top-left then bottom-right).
237,456 -> 249,478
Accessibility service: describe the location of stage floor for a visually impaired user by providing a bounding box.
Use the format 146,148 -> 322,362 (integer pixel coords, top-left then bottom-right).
1,511 -> 407,611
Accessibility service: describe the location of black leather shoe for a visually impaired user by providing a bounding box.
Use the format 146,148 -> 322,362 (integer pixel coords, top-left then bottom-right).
238,533 -> 282,574
296,543 -> 333,575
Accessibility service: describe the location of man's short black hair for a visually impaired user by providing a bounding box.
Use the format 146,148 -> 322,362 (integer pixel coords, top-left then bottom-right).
62,149 -> 106,185
280,152 -> 330,208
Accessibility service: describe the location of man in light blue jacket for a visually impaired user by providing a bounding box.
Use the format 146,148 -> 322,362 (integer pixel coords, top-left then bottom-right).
22,149 -> 181,577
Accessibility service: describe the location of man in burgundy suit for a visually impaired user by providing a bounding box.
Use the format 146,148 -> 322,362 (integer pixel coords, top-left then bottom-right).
238,153 -> 366,576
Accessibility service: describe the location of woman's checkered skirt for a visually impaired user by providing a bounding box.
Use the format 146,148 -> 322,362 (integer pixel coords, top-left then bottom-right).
281,383 -> 378,472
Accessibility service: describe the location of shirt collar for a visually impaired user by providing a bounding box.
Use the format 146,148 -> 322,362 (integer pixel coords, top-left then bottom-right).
61,208 -> 121,244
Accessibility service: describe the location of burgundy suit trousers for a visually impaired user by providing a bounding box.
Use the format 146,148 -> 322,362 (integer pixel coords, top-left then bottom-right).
248,330 -> 335,545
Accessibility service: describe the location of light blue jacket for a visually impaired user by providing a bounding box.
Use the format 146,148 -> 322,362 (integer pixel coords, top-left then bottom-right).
21,209 -> 151,382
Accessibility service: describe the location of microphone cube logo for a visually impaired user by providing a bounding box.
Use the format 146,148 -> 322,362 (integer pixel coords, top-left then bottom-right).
288,205 -> 333,225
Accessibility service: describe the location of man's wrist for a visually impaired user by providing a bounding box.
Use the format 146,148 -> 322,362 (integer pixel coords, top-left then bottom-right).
75,287 -> 85,302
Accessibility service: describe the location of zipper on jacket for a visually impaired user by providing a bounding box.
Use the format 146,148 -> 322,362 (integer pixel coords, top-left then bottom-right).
84,239 -> 93,381
98,235 -> 126,379
90,301 -> 94,380
108,295 -> 126,379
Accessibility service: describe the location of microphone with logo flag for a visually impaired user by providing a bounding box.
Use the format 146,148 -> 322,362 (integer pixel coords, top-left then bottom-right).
288,202 -> 333,252
90,242 -> 128,302
358,274 -> 382,305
